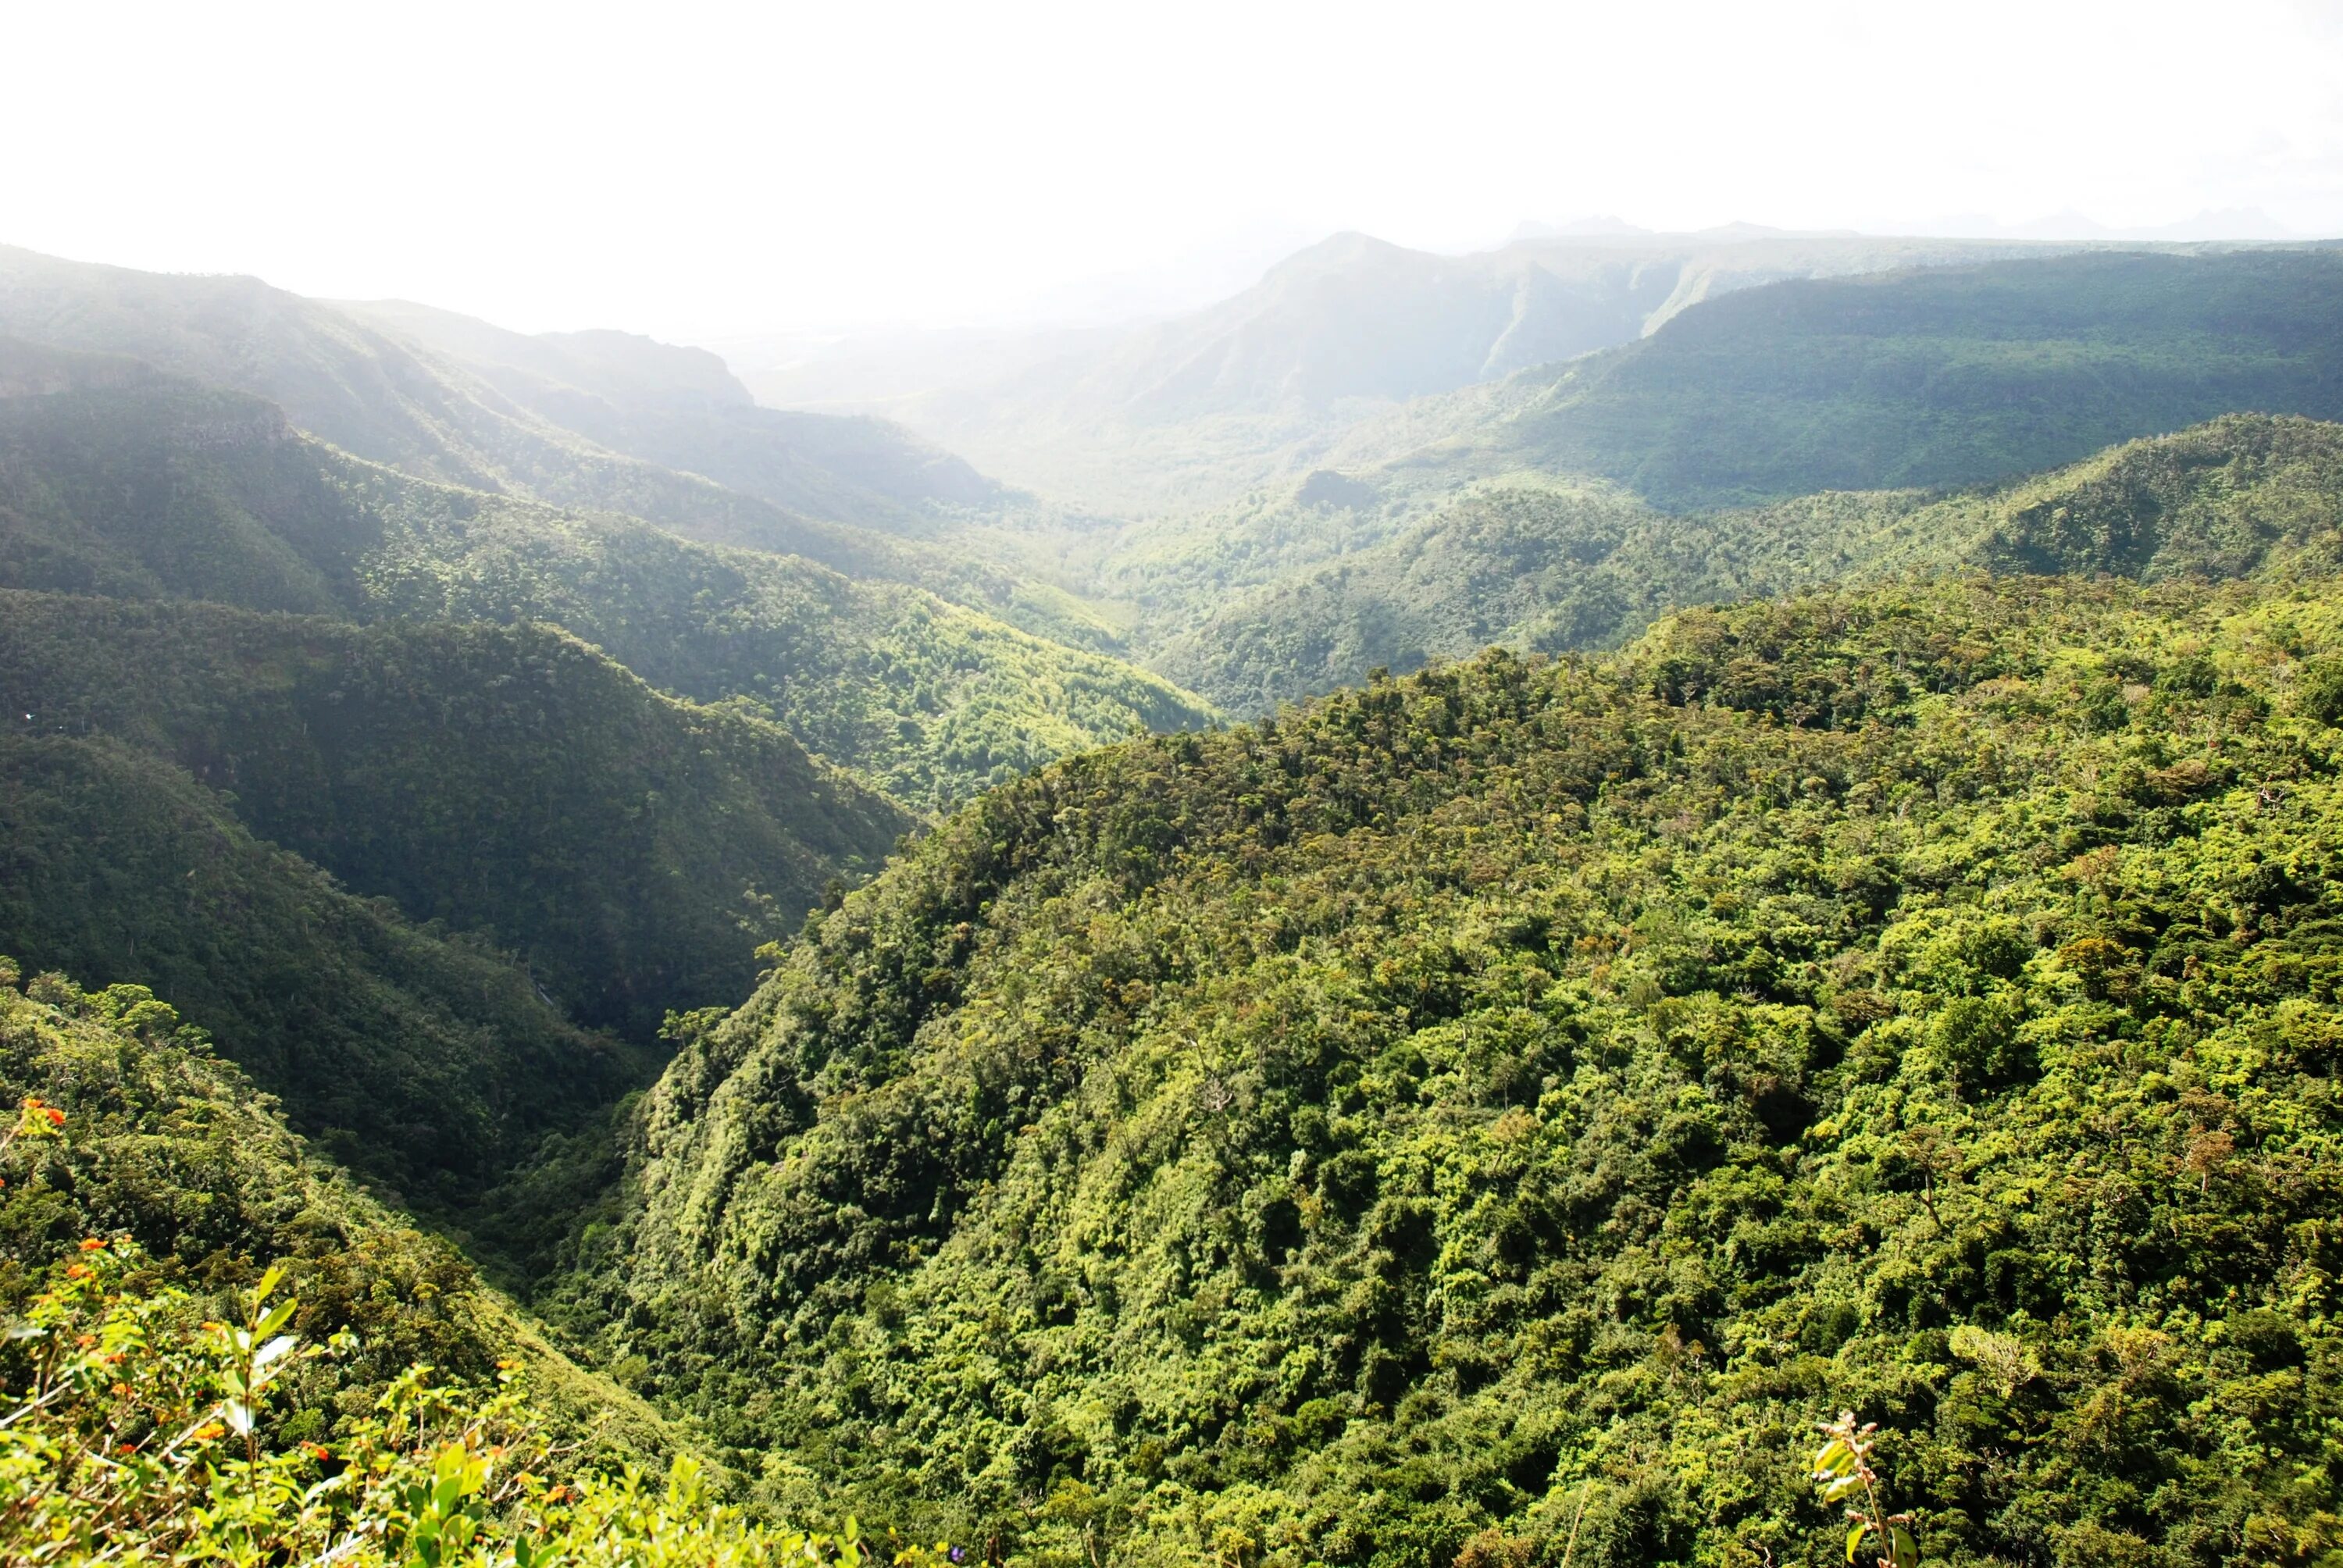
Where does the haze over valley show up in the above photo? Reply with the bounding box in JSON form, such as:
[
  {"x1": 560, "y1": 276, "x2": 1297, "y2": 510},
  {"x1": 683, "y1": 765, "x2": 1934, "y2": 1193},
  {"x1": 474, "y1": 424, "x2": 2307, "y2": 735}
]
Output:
[{"x1": 6, "y1": 4, "x2": 2343, "y2": 1563}]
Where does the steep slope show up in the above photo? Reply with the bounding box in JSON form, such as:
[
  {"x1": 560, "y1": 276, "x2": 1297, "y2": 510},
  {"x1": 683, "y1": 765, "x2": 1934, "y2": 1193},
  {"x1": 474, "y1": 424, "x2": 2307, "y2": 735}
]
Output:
[
  {"x1": 735, "y1": 232, "x2": 2088, "y2": 511},
  {"x1": 0, "y1": 593, "x2": 913, "y2": 1038},
  {"x1": 0, "y1": 340, "x2": 1214, "y2": 807},
  {"x1": 0, "y1": 733, "x2": 652, "y2": 1206},
  {"x1": 0, "y1": 963, "x2": 682, "y2": 1462},
  {"x1": 336, "y1": 298, "x2": 1003, "y2": 527},
  {"x1": 581, "y1": 573, "x2": 2343, "y2": 1565},
  {"x1": 1154, "y1": 414, "x2": 2343, "y2": 710},
  {"x1": 0, "y1": 246, "x2": 1106, "y2": 646},
  {"x1": 1357, "y1": 248, "x2": 2343, "y2": 510},
  {"x1": 0, "y1": 244, "x2": 982, "y2": 526}
]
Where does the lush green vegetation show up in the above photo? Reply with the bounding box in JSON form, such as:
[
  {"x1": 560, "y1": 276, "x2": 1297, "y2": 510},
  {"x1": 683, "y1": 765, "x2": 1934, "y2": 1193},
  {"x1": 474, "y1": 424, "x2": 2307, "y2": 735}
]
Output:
[
  {"x1": 1147, "y1": 414, "x2": 2343, "y2": 711},
  {"x1": 1352, "y1": 250, "x2": 2343, "y2": 511},
  {"x1": 1058, "y1": 250, "x2": 2343, "y2": 705},
  {"x1": 0, "y1": 961, "x2": 672, "y2": 1454},
  {"x1": 0, "y1": 591, "x2": 911, "y2": 1039},
  {"x1": 576, "y1": 570, "x2": 2343, "y2": 1565},
  {"x1": 0, "y1": 964, "x2": 942, "y2": 1562},
  {"x1": 16, "y1": 235, "x2": 2343, "y2": 1566},
  {"x1": 0, "y1": 733, "x2": 658, "y2": 1213},
  {"x1": 0, "y1": 247, "x2": 1125, "y2": 654},
  {"x1": 0, "y1": 342, "x2": 1215, "y2": 807}
]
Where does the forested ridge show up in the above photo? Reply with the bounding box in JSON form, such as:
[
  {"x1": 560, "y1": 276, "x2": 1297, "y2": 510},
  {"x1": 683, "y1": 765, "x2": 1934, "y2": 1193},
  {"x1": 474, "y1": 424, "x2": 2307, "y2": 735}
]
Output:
[
  {"x1": 0, "y1": 730, "x2": 655, "y2": 1213},
  {"x1": 1340, "y1": 249, "x2": 2343, "y2": 511},
  {"x1": 0, "y1": 591, "x2": 910, "y2": 1039},
  {"x1": 1153, "y1": 414, "x2": 2343, "y2": 711},
  {"x1": 571, "y1": 570, "x2": 2343, "y2": 1566},
  {"x1": 0, "y1": 337, "x2": 1214, "y2": 807},
  {"x1": 1094, "y1": 249, "x2": 2343, "y2": 711}
]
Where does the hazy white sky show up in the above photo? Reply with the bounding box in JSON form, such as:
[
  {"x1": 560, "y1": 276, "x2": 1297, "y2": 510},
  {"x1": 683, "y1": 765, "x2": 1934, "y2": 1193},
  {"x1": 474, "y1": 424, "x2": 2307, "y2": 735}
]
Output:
[{"x1": 6, "y1": 0, "x2": 2341, "y2": 337}]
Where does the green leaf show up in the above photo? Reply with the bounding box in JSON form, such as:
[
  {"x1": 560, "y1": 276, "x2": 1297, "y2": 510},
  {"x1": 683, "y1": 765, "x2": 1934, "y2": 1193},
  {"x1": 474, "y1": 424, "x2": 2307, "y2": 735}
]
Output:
[
  {"x1": 252, "y1": 1333, "x2": 298, "y2": 1380},
  {"x1": 1847, "y1": 1522, "x2": 1867, "y2": 1563},
  {"x1": 251, "y1": 1265, "x2": 284, "y2": 1306},
  {"x1": 1889, "y1": 1525, "x2": 1920, "y2": 1568}
]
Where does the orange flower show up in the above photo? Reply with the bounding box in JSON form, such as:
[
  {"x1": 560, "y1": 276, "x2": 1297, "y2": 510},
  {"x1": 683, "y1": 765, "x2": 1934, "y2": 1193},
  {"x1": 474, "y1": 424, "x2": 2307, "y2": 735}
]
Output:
[
  {"x1": 111, "y1": 1383, "x2": 130, "y2": 1397},
  {"x1": 79, "y1": 1238, "x2": 106, "y2": 1253},
  {"x1": 65, "y1": 1264, "x2": 91, "y2": 1280},
  {"x1": 118, "y1": 1443, "x2": 137, "y2": 1456},
  {"x1": 304, "y1": 1442, "x2": 333, "y2": 1461},
  {"x1": 75, "y1": 1334, "x2": 96, "y2": 1349},
  {"x1": 191, "y1": 1422, "x2": 226, "y2": 1442},
  {"x1": 42, "y1": 1107, "x2": 64, "y2": 1127}
]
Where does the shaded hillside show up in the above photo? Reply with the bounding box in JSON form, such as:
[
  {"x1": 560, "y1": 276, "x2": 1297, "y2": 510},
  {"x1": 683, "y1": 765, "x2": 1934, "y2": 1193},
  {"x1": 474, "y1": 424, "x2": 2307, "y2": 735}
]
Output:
[
  {"x1": 0, "y1": 340, "x2": 1214, "y2": 806},
  {"x1": 338, "y1": 298, "x2": 1003, "y2": 527},
  {"x1": 1363, "y1": 248, "x2": 2343, "y2": 510},
  {"x1": 1153, "y1": 415, "x2": 2343, "y2": 710},
  {"x1": 577, "y1": 572, "x2": 2343, "y2": 1565},
  {"x1": 0, "y1": 248, "x2": 1108, "y2": 647},
  {"x1": 0, "y1": 593, "x2": 912, "y2": 1037},
  {"x1": 0, "y1": 735, "x2": 654, "y2": 1205}
]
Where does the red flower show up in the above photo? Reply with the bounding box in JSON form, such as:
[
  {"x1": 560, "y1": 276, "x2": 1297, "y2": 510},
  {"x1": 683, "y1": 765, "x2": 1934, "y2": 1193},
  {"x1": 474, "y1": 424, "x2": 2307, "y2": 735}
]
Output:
[
  {"x1": 43, "y1": 1107, "x2": 64, "y2": 1127},
  {"x1": 304, "y1": 1442, "x2": 333, "y2": 1461}
]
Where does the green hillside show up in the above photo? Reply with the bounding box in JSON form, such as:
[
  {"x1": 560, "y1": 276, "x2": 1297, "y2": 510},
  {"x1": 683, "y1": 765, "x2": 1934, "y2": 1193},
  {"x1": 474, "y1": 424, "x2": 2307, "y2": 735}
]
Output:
[
  {"x1": 0, "y1": 960, "x2": 680, "y2": 1461},
  {"x1": 0, "y1": 245, "x2": 980, "y2": 532},
  {"x1": 577, "y1": 570, "x2": 2343, "y2": 1565},
  {"x1": 1079, "y1": 251, "x2": 2343, "y2": 705},
  {"x1": 0, "y1": 340, "x2": 1215, "y2": 807},
  {"x1": 0, "y1": 732, "x2": 655, "y2": 1210},
  {"x1": 0, "y1": 248, "x2": 1118, "y2": 650},
  {"x1": 335, "y1": 298, "x2": 1004, "y2": 527},
  {"x1": 801, "y1": 232, "x2": 2098, "y2": 515},
  {"x1": 1152, "y1": 414, "x2": 2343, "y2": 711},
  {"x1": 0, "y1": 593, "x2": 912, "y2": 1039},
  {"x1": 1364, "y1": 249, "x2": 2343, "y2": 511}
]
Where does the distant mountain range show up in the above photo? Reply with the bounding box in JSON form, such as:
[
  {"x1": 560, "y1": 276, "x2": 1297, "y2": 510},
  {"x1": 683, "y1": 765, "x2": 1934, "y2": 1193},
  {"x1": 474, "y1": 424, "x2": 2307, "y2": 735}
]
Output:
[
  {"x1": 1507, "y1": 207, "x2": 2306, "y2": 244},
  {"x1": 718, "y1": 230, "x2": 2298, "y2": 513},
  {"x1": 0, "y1": 244, "x2": 1122, "y2": 649}
]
